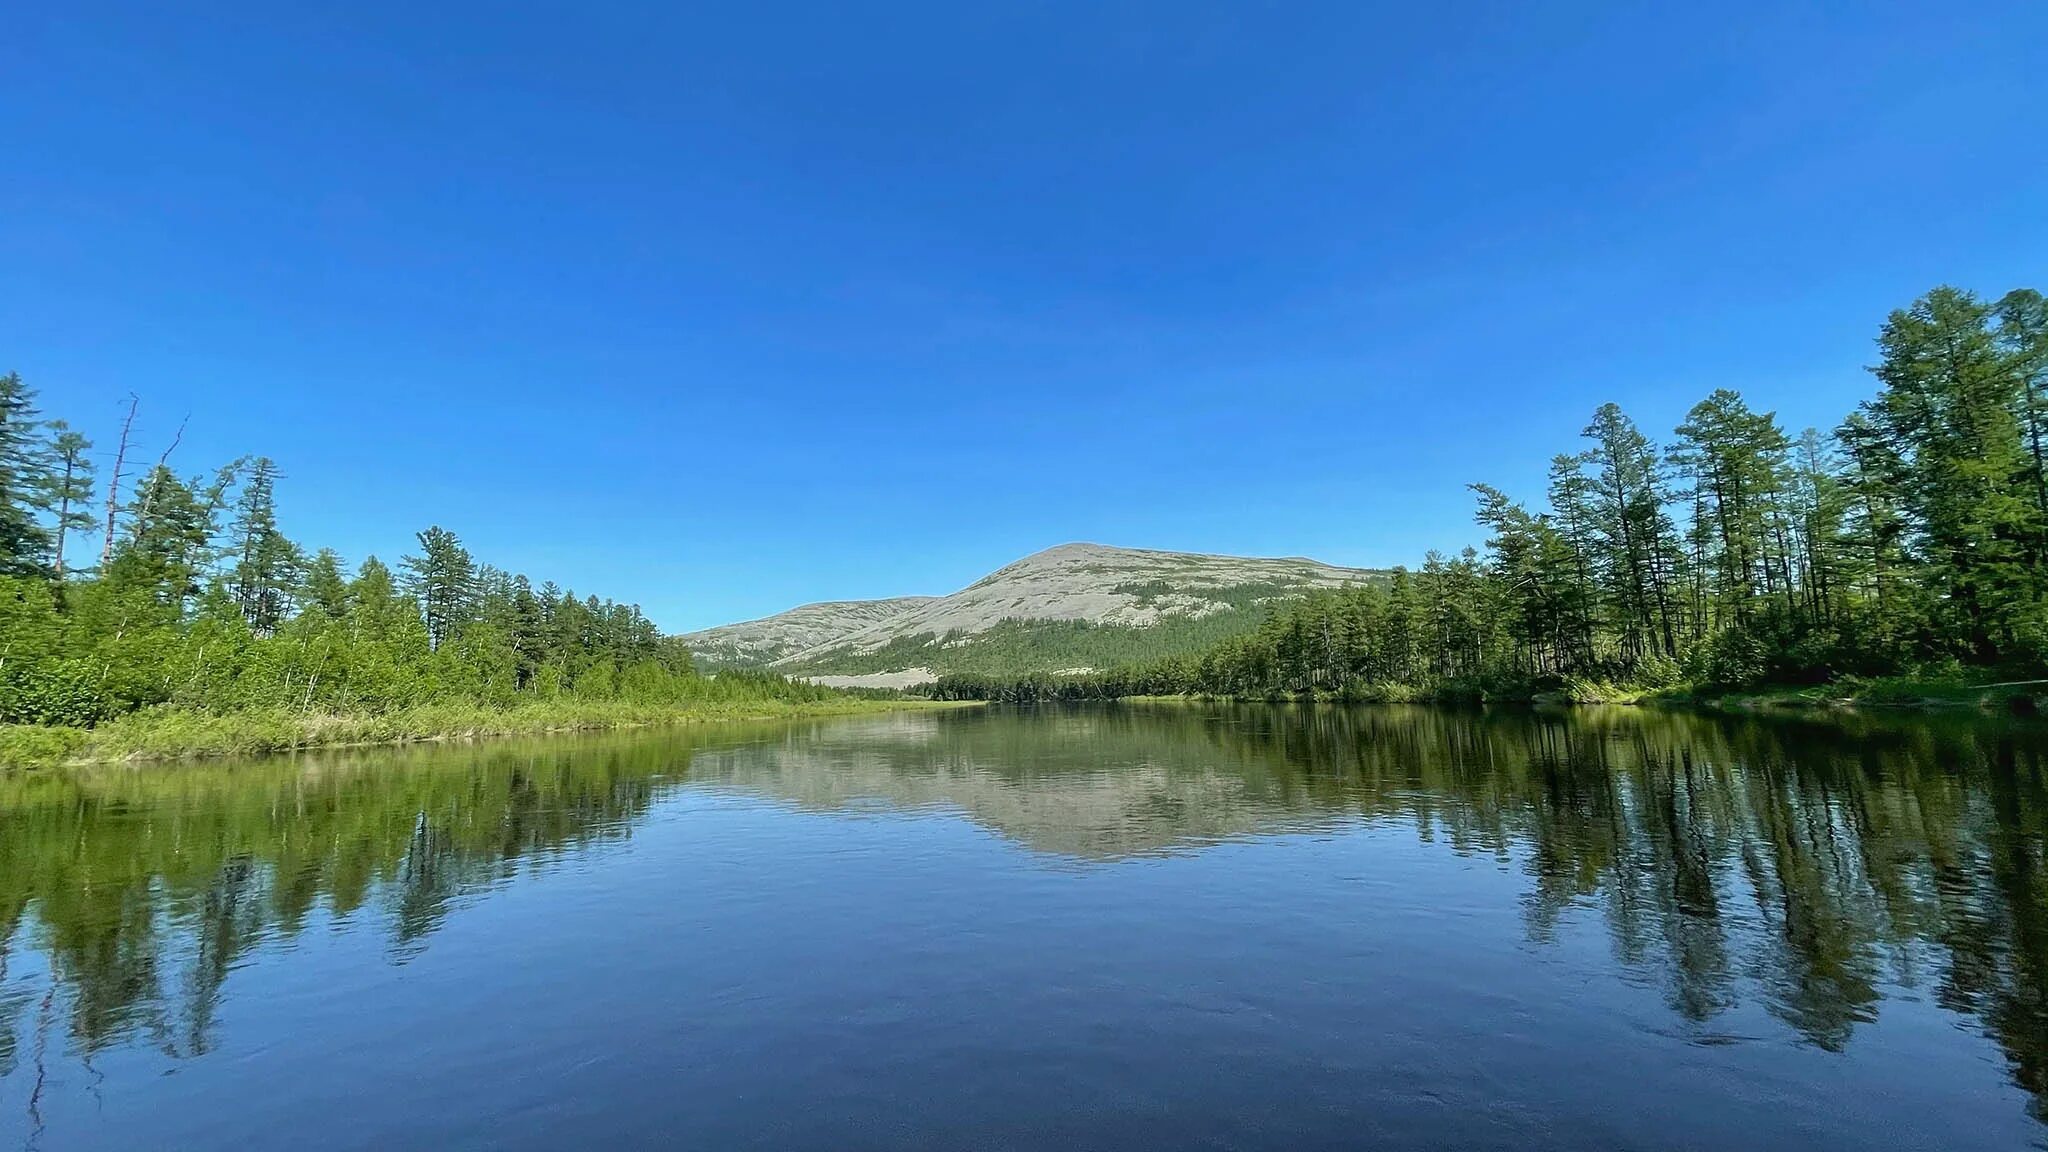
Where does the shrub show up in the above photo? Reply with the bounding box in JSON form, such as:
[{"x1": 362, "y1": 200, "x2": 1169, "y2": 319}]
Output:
[{"x1": 1, "y1": 658, "x2": 110, "y2": 727}]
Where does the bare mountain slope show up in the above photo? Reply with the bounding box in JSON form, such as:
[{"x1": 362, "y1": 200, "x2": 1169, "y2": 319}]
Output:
[
  {"x1": 784, "y1": 543, "x2": 1378, "y2": 664},
  {"x1": 680, "y1": 596, "x2": 938, "y2": 667},
  {"x1": 683, "y1": 543, "x2": 1386, "y2": 681}
]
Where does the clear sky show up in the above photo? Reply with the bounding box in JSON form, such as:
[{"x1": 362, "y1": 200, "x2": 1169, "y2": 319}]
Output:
[{"x1": 6, "y1": 2, "x2": 2045, "y2": 631}]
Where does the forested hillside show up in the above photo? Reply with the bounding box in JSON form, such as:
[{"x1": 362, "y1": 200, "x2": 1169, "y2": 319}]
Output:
[
  {"x1": 0, "y1": 377, "x2": 832, "y2": 744},
  {"x1": 935, "y1": 286, "x2": 2048, "y2": 702},
  {"x1": 785, "y1": 612, "x2": 1299, "y2": 679}
]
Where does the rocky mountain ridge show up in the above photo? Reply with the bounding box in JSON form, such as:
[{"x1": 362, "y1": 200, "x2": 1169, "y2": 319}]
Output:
[{"x1": 682, "y1": 542, "x2": 1387, "y2": 682}]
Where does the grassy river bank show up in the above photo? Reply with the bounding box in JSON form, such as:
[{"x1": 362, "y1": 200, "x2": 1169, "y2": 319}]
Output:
[{"x1": 0, "y1": 696, "x2": 973, "y2": 769}]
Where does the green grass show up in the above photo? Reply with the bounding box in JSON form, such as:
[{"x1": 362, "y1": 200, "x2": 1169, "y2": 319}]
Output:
[{"x1": 0, "y1": 696, "x2": 971, "y2": 769}]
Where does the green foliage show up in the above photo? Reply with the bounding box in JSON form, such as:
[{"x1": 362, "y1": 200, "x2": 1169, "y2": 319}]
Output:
[
  {"x1": 401, "y1": 525, "x2": 476, "y2": 651},
  {"x1": 1, "y1": 657, "x2": 109, "y2": 726},
  {"x1": 0, "y1": 378, "x2": 856, "y2": 759},
  {"x1": 41, "y1": 420, "x2": 96, "y2": 578},
  {"x1": 932, "y1": 284, "x2": 2048, "y2": 704},
  {"x1": 788, "y1": 598, "x2": 1309, "y2": 679},
  {"x1": 11, "y1": 282, "x2": 2048, "y2": 731},
  {"x1": 228, "y1": 457, "x2": 300, "y2": 634},
  {"x1": 0, "y1": 722, "x2": 88, "y2": 768},
  {"x1": 0, "y1": 371, "x2": 52, "y2": 575}
]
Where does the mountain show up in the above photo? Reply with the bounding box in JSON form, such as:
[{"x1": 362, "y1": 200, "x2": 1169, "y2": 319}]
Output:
[
  {"x1": 678, "y1": 596, "x2": 939, "y2": 667},
  {"x1": 682, "y1": 543, "x2": 1387, "y2": 685}
]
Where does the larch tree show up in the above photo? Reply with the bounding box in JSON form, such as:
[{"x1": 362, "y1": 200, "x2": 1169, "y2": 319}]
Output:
[
  {"x1": 110, "y1": 466, "x2": 217, "y2": 615},
  {"x1": 401, "y1": 526, "x2": 477, "y2": 651},
  {"x1": 229, "y1": 458, "x2": 301, "y2": 635},
  {"x1": 0, "y1": 372, "x2": 52, "y2": 576},
  {"x1": 1995, "y1": 289, "x2": 2048, "y2": 556},
  {"x1": 1866, "y1": 287, "x2": 2040, "y2": 661},
  {"x1": 301, "y1": 548, "x2": 351, "y2": 620},
  {"x1": 1579, "y1": 403, "x2": 1680, "y2": 664},
  {"x1": 40, "y1": 421, "x2": 98, "y2": 580}
]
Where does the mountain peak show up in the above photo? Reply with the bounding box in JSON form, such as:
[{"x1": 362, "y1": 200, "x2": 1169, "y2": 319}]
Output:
[{"x1": 682, "y1": 543, "x2": 1389, "y2": 682}]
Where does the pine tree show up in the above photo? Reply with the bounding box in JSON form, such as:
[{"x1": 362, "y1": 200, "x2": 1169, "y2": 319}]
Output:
[
  {"x1": 508, "y1": 575, "x2": 545, "y2": 689},
  {"x1": 1789, "y1": 428, "x2": 1849, "y2": 632},
  {"x1": 1472, "y1": 483, "x2": 1583, "y2": 674},
  {"x1": 1545, "y1": 454, "x2": 1604, "y2": 667}
]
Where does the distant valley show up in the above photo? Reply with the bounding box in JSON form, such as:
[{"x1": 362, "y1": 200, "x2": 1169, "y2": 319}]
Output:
[{"x1": 681, "y1": 543, "x2": 1389, "y2": 685}]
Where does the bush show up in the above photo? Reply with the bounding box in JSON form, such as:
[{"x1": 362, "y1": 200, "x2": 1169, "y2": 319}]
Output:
[
  {"x1": 0, "y1": 723, "x2": 89, "y2": 768},
  {"x1": 1693, "y1": 628, "x2": 1772, "y2": 689},
  {"x1": 1, "y1": 658, "x2": 110, "y2": 727}
]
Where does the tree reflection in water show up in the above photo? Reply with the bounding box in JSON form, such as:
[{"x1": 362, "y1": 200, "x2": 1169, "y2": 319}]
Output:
[{"x1": 0, "y1": 705, "x2": 2043, "y2": 1119}]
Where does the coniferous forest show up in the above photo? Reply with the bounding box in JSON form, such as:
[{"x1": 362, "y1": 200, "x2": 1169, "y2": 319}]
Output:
[
  {"x1": 933, "y1": 285, "x2": 2048, "y2": 703},
  {"x1": 8, "y1": 283, "x2": 2048, "y2": 745},
  {"x1": 0, "y1": 380, "x2": 840, "y2": 760}
]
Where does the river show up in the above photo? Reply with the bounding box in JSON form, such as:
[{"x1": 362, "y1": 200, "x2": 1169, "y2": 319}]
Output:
[{"x1": 2, "y1": 703, "x2": 2043, "y2": 1149}]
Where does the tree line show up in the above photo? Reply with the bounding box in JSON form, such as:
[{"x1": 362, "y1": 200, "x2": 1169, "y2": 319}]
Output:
[
  {"x1": 934, "y1": 285, "x2": 2048, "y2": 702},
  {"x1": 0, "y1": 377, "x2": 827, "y2": 727}
]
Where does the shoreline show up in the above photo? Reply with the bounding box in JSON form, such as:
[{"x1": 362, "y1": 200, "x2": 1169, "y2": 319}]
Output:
[
  {"x1": 1105, "y1": 679, "x2": 2047, "y2": 715},
  {"x1": 1, "y1": 698, "x2": 979, "y2": 770},
  {"x1": 15, "y1": 677, "x2": 2037, "y2": 771}
]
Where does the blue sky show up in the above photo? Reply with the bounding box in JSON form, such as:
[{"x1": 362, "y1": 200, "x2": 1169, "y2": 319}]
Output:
[{"x1": 6, "y1": 2, "x2": 2045, "y2": 631}]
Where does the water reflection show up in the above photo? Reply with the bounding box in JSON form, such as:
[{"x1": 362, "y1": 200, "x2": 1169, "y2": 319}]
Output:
[
  {"x1": 1, "y1": 704, "x2": 2046, "y2": 1128},
  {"x1": 0, "y1": 728, "x2": 682, "y2": 1073}
]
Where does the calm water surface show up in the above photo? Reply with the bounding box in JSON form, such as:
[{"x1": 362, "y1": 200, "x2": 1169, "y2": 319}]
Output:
[{"x1": 3, "y1": 704, "x2": 2046, "y2": 1150}]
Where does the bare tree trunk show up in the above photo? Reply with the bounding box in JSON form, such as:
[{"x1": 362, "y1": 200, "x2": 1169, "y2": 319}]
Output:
[
  {"x1": 125, "y1": 416, "x2": 191, "y2": 560},
  {"x1": 101, "y1": 394, "x2": 139, "y2": 567},
  {"x1": 53, "y1": 455, "x2": 77, "y2": 579}
]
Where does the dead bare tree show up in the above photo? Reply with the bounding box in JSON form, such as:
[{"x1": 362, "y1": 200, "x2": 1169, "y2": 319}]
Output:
[{"x1": 99, "y1": 394, "x2": 139, "y2": 568}]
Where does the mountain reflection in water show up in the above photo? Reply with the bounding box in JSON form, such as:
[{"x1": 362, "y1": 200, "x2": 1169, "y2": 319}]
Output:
[{"x1": 1, "y1": 704, "x2": 2044, "y2": 1149}]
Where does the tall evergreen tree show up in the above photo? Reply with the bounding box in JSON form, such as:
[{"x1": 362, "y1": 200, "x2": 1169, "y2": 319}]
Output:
[
  {"x1": 401, "y1": 526, "x2": 477, "y2": 650},
  {"x1": 1864, "y1": 287, "x2": 2040, "y2": 661},
  {"x1": 109, "y1": 465, "x2": 216, "y2": 614},
  {"x1": 0, "y1": 372, "x2": 52, "y2": 576},
  {"x1": 348, "y1": 555, "x2": 415, "y2": 641},
  {"x1": 1578, "y1": 404, "x2": 1680, "y2": 664},
  {"x1": 301, "y1": 548, "x2": 351, "y2": 620},
  {"x1": 40, "y1": 421, "x2": 97, "y2": 580},
  {"x1": 1996, "y1": 288, "x2": 2048, "y2": 555},
  {"x1": 1670, "y1": 389, "x2": 1793, "y2": 630},
  {"x1": 228, "y1": 458, "x2": 300, "y2": 635}
]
